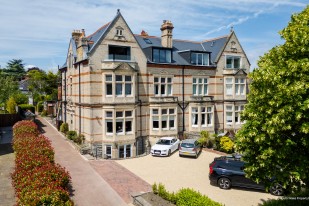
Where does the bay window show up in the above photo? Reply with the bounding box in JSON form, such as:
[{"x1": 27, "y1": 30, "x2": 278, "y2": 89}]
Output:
[
  {"x1": 105, "y1": 110, "x2": 133, "y2": 135},
  {"x1": 235, "y1": 78, "x2": 245, "y2": 95},
  {"x1": 191, "y1": 106, "x2": 213, "y2": 128},
  {"x1": 225, "y1": 78, "x2": 233, "y2": 96},
  {"x1": 225, "y1": 105, "x2": 245, "y2": 125},
  {"x1": 151, "y1": 108, "x2": 176, "y2": 131}
]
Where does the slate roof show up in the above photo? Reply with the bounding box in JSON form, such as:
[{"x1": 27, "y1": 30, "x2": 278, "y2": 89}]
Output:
[
  {"x1": 134, "y1": 34, "x2": 229, "y2": 65},
  {"x1": 62, "y1": 11, "x2": 230, "y2": 68},
  {"x1": 19, "y1": 79, "x2": 29, "y2": 91}
]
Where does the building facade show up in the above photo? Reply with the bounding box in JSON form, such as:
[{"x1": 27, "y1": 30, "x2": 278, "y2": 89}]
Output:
[{"x1": 59, "y1": 10, "x2": 250, "y2": 159}]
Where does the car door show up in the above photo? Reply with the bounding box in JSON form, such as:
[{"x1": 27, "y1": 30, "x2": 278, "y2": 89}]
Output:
[{"x1": 171, "y1": 139, "x2": 177, "y2": 152}]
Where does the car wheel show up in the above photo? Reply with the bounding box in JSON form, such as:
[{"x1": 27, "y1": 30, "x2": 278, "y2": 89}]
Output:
[
  {"x1": 218, "y1": 177, "x2": 231, "y2": 189},
  {"x1": 270, "y1": 183, "x2": 284, "y2": 196},
  {"x1": 168, "y1": 149, "x2": 171, "y2": 156}
]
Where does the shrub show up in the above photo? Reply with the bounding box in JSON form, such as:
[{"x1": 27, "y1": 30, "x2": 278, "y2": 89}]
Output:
[
  {"x1": 37, "y1": 101, "x2": 44, "y2": 113},
  {"x1": 153, "y1": 183, "x2": 222, "y2": 206},
  {"x1": 6, "y1": 96, "x2": 17, "y2": 114},
  {"x1": 176, "y1": 188, "x2": 222, "y2": 206},
  {"x1": 152, "y1": 183, "x2": 158, "y2": 194},
  {"x1": 67, "y1": 131, "x2": 77, "y2": 141},
  {"x1": 220, "y1": 136, "x2": 234, "y2": 153},
  {"x1": 41, "y1": 109, "x2": 48, "y2": 116},
  {"x1": 60, "y1": 123, "x2": 69, "y2": 134},
  {"x1": 198, "y1": 131, "x2": 211, "y2": 148},
  {"x1": 19, "y1": 104, "x2": 35, "y2": 113},
  {"x1": 74, "y1": 134, "x2": 85, "y2": 145}
]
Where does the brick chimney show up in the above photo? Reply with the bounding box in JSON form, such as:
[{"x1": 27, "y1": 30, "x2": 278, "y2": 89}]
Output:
[{"x1": 160, "y1": 20, "x2": 174, "y2": 48}]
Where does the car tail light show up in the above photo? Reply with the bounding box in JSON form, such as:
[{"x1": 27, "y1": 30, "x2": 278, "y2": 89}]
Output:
[{"x1": 209, "y1": 162, "x2": 216, "y2": 174}]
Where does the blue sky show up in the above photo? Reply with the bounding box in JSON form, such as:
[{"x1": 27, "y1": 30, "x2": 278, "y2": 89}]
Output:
[{"x1": 0, "y1": 0, "x2": 307, "y2": 72}]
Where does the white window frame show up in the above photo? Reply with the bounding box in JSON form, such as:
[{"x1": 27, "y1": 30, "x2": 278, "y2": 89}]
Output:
[
  {"x1": 235, "y1": 78, "x2": 245, "y2": 95},
  {"x1": 226, "y1": 55, "x2": 241, "y2": 69},
  {"x1": 235, "y1": 105, "x2": 244, "y2": 124},
  {"x1": 151, "y1": 107, "x2": 176, "y2": 131},
  {"x1": 225, "y1": 105, "x2": 245, "y2": 125},
  {"x1": 225, "y1": 78, "x2": 233, "y2": 96},
  {"x1": 226, "y1": 105, "x2": 233, "y2": 125},
  {"x1": 105, "y1": 110, "x2": 133, "y2": 135},
  {"x1": 154, "y1": 76, "x2": 173, "y2": 96},
  {"x1": 105, "y1": 74, "x2": 133, "y2": 97},
  {"x1": 191, "y1": 106, "x2": 213, "y2": 128},
  {"x1": 193, "y1": 77, "x2": 208, "y2": 96}
]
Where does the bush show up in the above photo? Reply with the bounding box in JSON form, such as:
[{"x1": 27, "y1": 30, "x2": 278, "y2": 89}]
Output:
[
  {"x1": 11, "y1": 120, "x2": 73, "y2": 206},
  {"x1": 67, "y1": 131, "x2": 77, "y2": 141},
  {"x1": 41, "y1": 109, "x2": 48, "y2": 116},
  {"x1": 60, "y1": 123, "x2": 69, "y2": 134},
  {"x1": 176, "y1": 188, "x2": 222, "y2": 206},
  {"x1": 74, "y1": 134, "x2": 85, "y2": 145},
  {"x1": 19, "y1": 104, "x2": 35, "y2": 113},
  {"x1": 37, "y1": 101, "x2": 44, "y2": 113},
  {"x1": 153, "y1": 183, "x2": 222, "y2": 206},
  {"x1": 6, "y1": 96, "x2": 17, "y2": 114},
  {"x1": 220, "y1": 136, "x2": 234, "y2": 153}
]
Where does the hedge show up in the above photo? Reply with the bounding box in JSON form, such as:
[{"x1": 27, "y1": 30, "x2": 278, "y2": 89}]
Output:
[
  {"x1": 18, "y1": 104, "x2": 35, "y2": 113},
  {"x1": 12, "y1": 120, "x2": 73, "y2": 206}
]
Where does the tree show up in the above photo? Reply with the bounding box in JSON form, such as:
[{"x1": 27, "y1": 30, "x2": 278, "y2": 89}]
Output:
[
  {"x1": 0, "y1": 76, "x2": 19, "y2": 106},
  {"x1": 27, "y1": 70, "x2": 58, "y2": 103},
  {"x1": 235, "y1": 6, "x2": 309, "y2": 192},
  {"x1": 6, "y1": 97, "x2": 17, "y2": 114},
  {"x1": 4, "y1": 59, "x2": 26, "y2": 80}
]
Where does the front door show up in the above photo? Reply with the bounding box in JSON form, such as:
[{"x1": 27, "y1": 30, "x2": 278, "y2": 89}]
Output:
[{"x1": 119, "y1": 144, "x2": 131, "y2": 158}]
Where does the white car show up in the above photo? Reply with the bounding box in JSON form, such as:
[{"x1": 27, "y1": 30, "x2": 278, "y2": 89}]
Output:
[{"x1": 151, "y1": 137, "x2": 180, "y2": 156}]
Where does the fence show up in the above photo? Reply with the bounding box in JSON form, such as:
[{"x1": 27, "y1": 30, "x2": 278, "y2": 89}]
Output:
[{"x1": 0, "y1": 114, "x2": 22, "y2": 127}]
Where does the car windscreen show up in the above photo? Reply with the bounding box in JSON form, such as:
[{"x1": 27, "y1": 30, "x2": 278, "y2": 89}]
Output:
[
  {"x1": 181, "y1": 143, "x2": 194, "y2": 148},
  {"x1": 157, "y1": 139, "x2": 171, "y2": 145}
]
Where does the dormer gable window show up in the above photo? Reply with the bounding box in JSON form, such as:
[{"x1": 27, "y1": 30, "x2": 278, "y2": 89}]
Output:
[{"x1": 116, "y1": 26, "x2": 124, "y2": 36}]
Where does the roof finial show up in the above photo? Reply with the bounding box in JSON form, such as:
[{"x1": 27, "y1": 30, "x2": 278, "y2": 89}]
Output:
[
  {"x1": 230, "y1": 25, "x2": 234, "y2": 33},
  {"x1": 117, "y1": 9, "x2": 120, "y2": 14}
]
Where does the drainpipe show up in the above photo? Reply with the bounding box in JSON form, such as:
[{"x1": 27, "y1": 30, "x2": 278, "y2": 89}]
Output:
[
  {"x1": 64, "y1": 69, "x2": 67, "y2": 123},
  {"x1": 182, "y1": 66, "x2": 185, "y2": 133},
  {"x1": 78, "y1": 63, "x2": 81, "y2": 135},
  {"x1": 137, "y1": 72, "x2": 142, "y2": 155}
]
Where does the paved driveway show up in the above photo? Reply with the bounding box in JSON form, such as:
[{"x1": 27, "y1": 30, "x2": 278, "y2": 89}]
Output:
[{"x1": 116, "y1": 151, "x2": 277, "y2": 206}]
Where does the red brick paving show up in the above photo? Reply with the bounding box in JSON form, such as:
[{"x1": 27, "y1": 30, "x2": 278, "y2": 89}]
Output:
[{"x1": 90, "y1": 160, "x2": 152, "y2": 204}]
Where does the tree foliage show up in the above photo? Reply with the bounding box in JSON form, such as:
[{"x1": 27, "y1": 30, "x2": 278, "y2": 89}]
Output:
[
  {"x1": 0, "y1": 76, "x2": 19, "y2": 106},
  {"x1": 235, "y1": 6, "x2": 309, "y2": 191},
  {"x1": 2, "y1": 59, "x2": 26, "y2": 80},
  {"x1": 27, "y1": 70, "x2": 58, "y2": 102},
  {"x1": 6, "y1": 97, "x2": 17, "y2": 114}
]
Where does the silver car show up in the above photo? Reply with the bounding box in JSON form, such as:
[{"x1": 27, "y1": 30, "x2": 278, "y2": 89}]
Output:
[{"x1": 179, "y1": 139, "x2": 202, "y2": 158}]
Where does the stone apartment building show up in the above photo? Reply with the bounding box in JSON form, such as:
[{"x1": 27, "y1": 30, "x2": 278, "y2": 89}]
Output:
[{"x1": 58, "y1": 10, "x2": 250, "y2": 159}]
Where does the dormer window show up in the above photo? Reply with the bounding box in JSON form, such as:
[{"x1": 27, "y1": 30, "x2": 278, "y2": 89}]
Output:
[
  {"x1": 116, "y1": 26, "x2": 124, "y2": 36},
  {"x1": 153, "y1": 48, "x2": 172, "y2": 63},
  {"x1": 191, "y1": 52, "x2": 209, "y2": 66}
]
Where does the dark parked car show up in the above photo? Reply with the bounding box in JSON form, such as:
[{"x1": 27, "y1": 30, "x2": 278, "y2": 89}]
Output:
[{"x1": 209, "y1": 154, "x2": 284, "y2": 196}]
